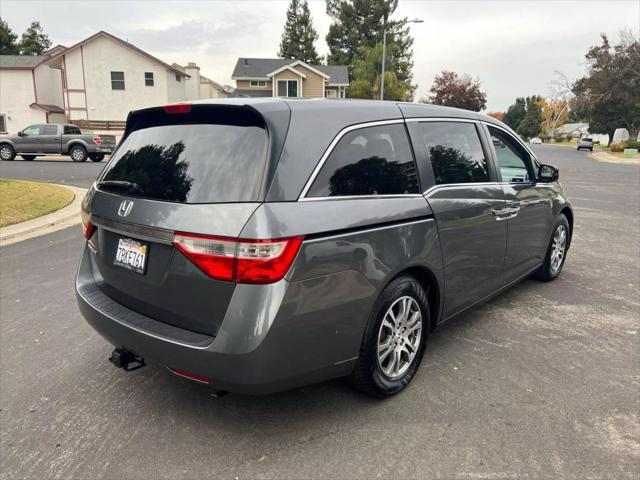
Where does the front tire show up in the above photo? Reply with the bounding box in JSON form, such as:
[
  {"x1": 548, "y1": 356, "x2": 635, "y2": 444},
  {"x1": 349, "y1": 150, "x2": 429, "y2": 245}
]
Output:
[
  {"x1": 533, "y1": 214, "x2": 570, "y2": 282},
  {"x1": 350, "y1": 275, "x2": 429, "y2": 398},
  {"x1": 0, "y1": 144, "x2": 16, "y2": 161},
  {"x1": 21, "y1": 155, "x2": 36, "y2": 161},
  {"x1": 70, "y1": 145, "x2": 87, "y2": 162},
  {"x1": 89, "y1": 153, "x2": 105, "y2": 162}
]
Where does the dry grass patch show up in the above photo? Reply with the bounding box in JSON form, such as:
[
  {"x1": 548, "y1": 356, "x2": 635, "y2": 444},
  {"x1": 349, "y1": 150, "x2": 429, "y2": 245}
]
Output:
[{"x1": 0, "y1": 178, "x2": 74, "y2": 227}]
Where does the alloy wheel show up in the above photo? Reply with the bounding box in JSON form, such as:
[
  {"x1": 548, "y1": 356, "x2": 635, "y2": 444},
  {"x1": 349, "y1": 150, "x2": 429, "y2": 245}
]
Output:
[
  {"x1": 376, "y1": 296, "x2": 422, "y2": 380},
  {"x1": 550, "y1": 225, "x2": 567, "y2": 273},
  {"x1": 0, "y1": 146, "x2": 12, "y2": 160}
]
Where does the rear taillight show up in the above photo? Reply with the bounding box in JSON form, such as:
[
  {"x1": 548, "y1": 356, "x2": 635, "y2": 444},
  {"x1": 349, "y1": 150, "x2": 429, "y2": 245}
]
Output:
[
  {"x1": 173, "y1": 233, "x2": 304, "y2": 284},
  {"x1": 92, "y1": 136, "x2": 102, "y2": 145},
  {"x1": 81, "y1": 208, "x2": 96, "y2": 240}
]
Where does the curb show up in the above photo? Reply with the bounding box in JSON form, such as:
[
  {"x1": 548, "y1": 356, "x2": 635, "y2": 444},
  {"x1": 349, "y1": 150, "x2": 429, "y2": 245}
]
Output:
[
  {"x1": 0, "y1": 184, "x2": 88, "y2": 247},
  {"x1": 588, "y1": 151, "x2": 640, "y2": 166}
]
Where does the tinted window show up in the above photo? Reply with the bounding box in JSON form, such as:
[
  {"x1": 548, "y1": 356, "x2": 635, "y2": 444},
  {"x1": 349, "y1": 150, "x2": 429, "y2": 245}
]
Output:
[
  {"x1": 100, "y1": 121, "x2": 268, "y2": 204},
  {"x1": 307, "y1": 124, "x2": 419, "y2": 197},
  {"x1": 413, "y1": 122, "x2": 488, "y2": 185},
  {"x1": 43, "y1": 125, "x2": 57, "y2": 135},
  {"x1": 64, "y1": 125, "x2": 81, "y2": 135},
  {"x1": 22, "y1": 125, "x2": 43, "y2": 135},
  {"x1": 111, "y1": 71, "x2": 125, "y2": 90},
  {"x1": 144, "y1": 72, "x2": 154, "y2": 86},
  {"x1": 489, "y1": 127, "x2": 531, "y2": 182}
]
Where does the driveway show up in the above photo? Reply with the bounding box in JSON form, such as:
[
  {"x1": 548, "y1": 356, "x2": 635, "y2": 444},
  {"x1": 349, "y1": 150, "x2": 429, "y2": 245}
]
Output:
[{"x1": 0, "y1": 145, "x2": 638, "y2": 479}]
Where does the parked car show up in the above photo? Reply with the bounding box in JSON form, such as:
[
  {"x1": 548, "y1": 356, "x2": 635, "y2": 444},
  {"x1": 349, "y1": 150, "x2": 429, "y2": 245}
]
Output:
[
  {"x1": 529, "y1": 137, "x2": 543, "y2": 144},
  {"x1": 577, "y1": 137, "x2": 594, "y2": 151},
  {"x1": 76, "y1": 100, "x2": 573, "y2": 398},
  {"x1": 0, "y1": 124, "x2": 116, "y2": 162}
]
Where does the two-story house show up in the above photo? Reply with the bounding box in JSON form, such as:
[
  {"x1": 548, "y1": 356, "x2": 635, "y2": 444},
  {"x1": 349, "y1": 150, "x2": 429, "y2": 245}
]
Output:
[
  {"x1": 231, "y1": 58, "x2": 349, "y2": 99},
  {"x1": 0, "y1": 31, "x2": 226, "y2": 134}
]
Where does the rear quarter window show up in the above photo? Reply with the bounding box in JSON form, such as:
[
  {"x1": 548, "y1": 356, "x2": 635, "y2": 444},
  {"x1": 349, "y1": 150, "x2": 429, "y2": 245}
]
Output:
[
  {"x1": 306, "y1": 123, "x2": 419, "y2": 197},
  {"x1": 99, "y1": 109, "x2": 268, "y2": 204}
]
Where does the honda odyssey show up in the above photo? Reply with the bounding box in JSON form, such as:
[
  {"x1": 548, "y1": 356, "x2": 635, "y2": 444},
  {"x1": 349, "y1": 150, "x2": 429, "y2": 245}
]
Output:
[{"x1": 76, "y1": 99, "x2": 573, "y2": 397}]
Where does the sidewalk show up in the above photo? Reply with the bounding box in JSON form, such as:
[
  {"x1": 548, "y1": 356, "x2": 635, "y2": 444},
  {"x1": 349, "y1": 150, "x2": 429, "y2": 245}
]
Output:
[
  {"x1": 0, "y1": 185, "x2": 87, "y2": 246},
  {"x1": 589, "y1": 150, "x2": 640, "y2": 166}
]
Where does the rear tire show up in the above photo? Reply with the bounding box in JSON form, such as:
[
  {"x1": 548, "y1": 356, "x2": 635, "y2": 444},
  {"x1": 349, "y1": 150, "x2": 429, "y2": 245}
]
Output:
[
  {"x1": 350, "y1": 275, "x2": 429, "y2": 398},
  {"x1": 0, "y1": 144, "x2": 15, "y2": 161},
  {"x1": 70, "y1": 145, "x2": 87, "y2": 162},
  {"x1": 89, "y1": 153, "x2": 105, "y2": 162},
  {"x1": 533, "y1": 214, "x2": 570, "y2": 282},
  {"x1": 21, "y1": 155, "x2": 36, "y2": 161}
]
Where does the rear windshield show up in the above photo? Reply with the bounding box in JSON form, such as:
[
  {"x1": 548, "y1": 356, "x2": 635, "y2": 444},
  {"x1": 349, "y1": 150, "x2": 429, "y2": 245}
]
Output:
[{"x1": 100, "y1": 113, "x2": 268, "y2": 204}]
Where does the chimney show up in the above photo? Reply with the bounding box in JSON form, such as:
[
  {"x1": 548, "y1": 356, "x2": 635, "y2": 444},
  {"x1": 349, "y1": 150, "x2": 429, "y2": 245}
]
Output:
[
  {"x1": 187, "y1": 62, "x2": 198, "y2": 68},
  {"x1": 244, "y1": 58, "x2": 249, "y2": 66}
]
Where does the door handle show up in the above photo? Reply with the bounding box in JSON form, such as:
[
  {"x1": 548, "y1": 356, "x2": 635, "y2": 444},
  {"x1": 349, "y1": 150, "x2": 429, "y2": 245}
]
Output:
[{"x1": 492, "y1": 206, "x2": 519, "y2": 221}]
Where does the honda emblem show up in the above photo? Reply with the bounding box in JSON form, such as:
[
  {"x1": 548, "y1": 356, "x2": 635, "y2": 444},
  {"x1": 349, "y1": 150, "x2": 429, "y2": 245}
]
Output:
[{"x1": 117, "y1": 200, "x2": 134, "y2": 217}]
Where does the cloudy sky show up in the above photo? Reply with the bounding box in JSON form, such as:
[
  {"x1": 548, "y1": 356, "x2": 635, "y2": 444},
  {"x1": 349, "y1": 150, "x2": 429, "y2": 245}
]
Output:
[{"x1": 3, "y1": 0, "x2": 638, "y2": 110}]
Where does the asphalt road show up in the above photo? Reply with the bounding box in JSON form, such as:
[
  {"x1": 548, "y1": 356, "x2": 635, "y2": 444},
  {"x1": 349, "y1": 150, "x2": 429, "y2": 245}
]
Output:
[
  {"x1": 1, "y1": 145, "x2": 638, "y2": 479},
  {"x1": 0, "y1": 157, "x2": 106, "y2": 187}
]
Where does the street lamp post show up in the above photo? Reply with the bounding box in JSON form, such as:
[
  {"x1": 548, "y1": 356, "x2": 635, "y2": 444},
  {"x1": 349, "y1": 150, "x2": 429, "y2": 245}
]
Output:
[{"x1": 380, "y1": 18, "x2": 423, "y2": 101}]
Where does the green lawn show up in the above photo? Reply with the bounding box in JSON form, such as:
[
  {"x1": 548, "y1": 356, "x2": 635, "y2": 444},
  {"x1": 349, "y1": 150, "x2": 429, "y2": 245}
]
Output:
[{"x1": 0, "y1": 178, "x2": 74, "y2": 227}]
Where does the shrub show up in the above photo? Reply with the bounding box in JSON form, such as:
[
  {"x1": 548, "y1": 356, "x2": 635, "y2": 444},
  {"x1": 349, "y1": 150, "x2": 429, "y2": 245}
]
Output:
[
  {"x1": 610, "y1": 142, "x2": 626, "y2": 152},
  {"x1": 626, "y1": 140, "x2": 639, "y2": 149}
]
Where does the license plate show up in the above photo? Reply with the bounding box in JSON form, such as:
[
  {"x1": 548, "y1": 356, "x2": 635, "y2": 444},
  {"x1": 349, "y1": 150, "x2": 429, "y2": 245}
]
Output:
[{"x1": 113, "y1": 237, "x2": 148, "y2": 274}]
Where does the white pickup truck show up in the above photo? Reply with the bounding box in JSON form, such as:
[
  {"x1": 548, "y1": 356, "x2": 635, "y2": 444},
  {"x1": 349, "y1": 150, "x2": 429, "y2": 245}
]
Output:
[{"x1": 0, "y1": 123, "x2": 116, "y2": 162}]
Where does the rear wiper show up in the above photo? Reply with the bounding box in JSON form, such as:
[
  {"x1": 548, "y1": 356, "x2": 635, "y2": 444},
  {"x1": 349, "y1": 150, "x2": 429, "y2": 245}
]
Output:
[{"x1": 97, "y1": 180, "x2": 141, "y2": 193}]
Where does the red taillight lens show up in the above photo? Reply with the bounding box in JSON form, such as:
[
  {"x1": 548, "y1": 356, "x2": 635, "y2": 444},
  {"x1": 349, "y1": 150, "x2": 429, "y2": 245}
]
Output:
[
  {"x1": 173, "y1": 233, "x2": 304, "y2": 284},
  {"x1": 163, "y1": 103, "x2": 192, "y2": 114},
  {"x1": 92, "y1": 136, "x2": 102, "y2": 145},
  {"x1": 81, "y1": 208, "x2": 96, "y2": 240}
]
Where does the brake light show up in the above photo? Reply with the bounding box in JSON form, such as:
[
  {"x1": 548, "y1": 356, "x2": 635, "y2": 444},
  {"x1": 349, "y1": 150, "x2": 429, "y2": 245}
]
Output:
[
  {"x1": 92, "y1": 136, "x2": 102, "y2": 145},
  {"x1": 81, "y1": 208, "x2": 96, "y2": 240},
  {"x1": 163, "y1": 103, "x2": 192, "y2": 114},
  {"x1": 173, "y1": 233, "x2": 304, "y2": 284}
]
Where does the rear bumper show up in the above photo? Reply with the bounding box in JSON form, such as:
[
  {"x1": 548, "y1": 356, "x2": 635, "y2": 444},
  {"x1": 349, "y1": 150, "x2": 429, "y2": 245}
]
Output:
[{"x1": 76, "y1": 247, "x2": 369, "y2": 394}]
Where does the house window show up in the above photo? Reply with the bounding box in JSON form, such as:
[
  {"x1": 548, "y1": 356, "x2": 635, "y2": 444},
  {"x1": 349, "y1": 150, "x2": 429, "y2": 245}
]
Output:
[
  {"x1": 0, "y1": 114, "x2": 6, "y2": 133},
  {"x1": 111, "y1": 71, "x2": 125, "y2": 90},
  {"x1": 277, "y1": 79, "x2": 298, "y2": 98},
  {"x1": 250, "y1": 80, "x2": 266, "y2": 87},
  {"x1": 145, "y1": 72, "x2": 154, "y2": 86},
  {"x1": 325, "y1": 89, "x2": 337, "y2": 99},
  {"x1": 175, "y1": 74, "x2": 181, "y2": 82}
]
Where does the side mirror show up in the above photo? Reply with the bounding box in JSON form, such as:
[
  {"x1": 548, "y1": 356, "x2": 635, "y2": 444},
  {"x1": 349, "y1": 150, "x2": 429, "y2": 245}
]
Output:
[
  {"x1": 538, "y1": 164, "x2": 559, "y2": 183},
  {"x1": 18, "y1": 131, "x2": 25, "y2": 137}
]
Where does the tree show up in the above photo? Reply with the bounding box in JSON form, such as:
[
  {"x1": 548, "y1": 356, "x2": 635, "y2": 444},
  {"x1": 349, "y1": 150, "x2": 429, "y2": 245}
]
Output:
[
  {"x1": 539, "y1": 97, "x2": 569, "y2": 138},
  {"x1": 517, "y1": 96, "x2": 544, "y2": 138},
  {"x1": 487, "y1": 112, "x2": 504, "y2": 121},
  {"x1": 326, "y1": 0, "x2": 415, "y2": 92},
  {"x1": 18, "y1": 21, "x2": 51, "y2": 55},
  {"x1": 0, "y1": 17, "x2": 19, "y2": 54},
  {"x1": 347, "y1": 43, "x2": 412, "y2": 100},
  {"x1": 571, "y1": 31, "x2": 640, "y2": 144},
  {"x1": 503, "y1": 97, "x2": 526, "y2": 130},
  {"x1": 278, "y1": 0, "x2": 321, "y2": 64},
  {"x1": 426, "y1": 70, "x2": 487, "y2": 111}
]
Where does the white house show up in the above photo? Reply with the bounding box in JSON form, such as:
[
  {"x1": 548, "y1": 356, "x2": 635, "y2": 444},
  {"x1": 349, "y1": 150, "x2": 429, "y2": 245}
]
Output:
[{"x1": 0, "y1": 31, "x2": 226, "y2": 134}]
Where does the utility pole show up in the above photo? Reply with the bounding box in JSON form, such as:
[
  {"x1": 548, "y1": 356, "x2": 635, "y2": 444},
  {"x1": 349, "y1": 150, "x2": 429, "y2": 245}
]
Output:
[{"x1": 380, "y1": 18, "x2": 423, "y2": 101}]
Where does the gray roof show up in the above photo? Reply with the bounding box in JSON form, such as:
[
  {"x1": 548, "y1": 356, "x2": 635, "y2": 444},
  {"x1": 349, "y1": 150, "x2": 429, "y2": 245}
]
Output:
[
  {"x1": 0, "y1": 55, "x2": 44, "y2": 69},
  {"x1": 232, "y1": 58, "x2": 349, "y2": 85}
]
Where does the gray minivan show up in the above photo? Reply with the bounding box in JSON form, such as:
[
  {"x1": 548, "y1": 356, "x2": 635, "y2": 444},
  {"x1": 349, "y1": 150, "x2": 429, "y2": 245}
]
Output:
[{"x1": 76, "y1": 99, "x2": 573, "y2": 397}]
